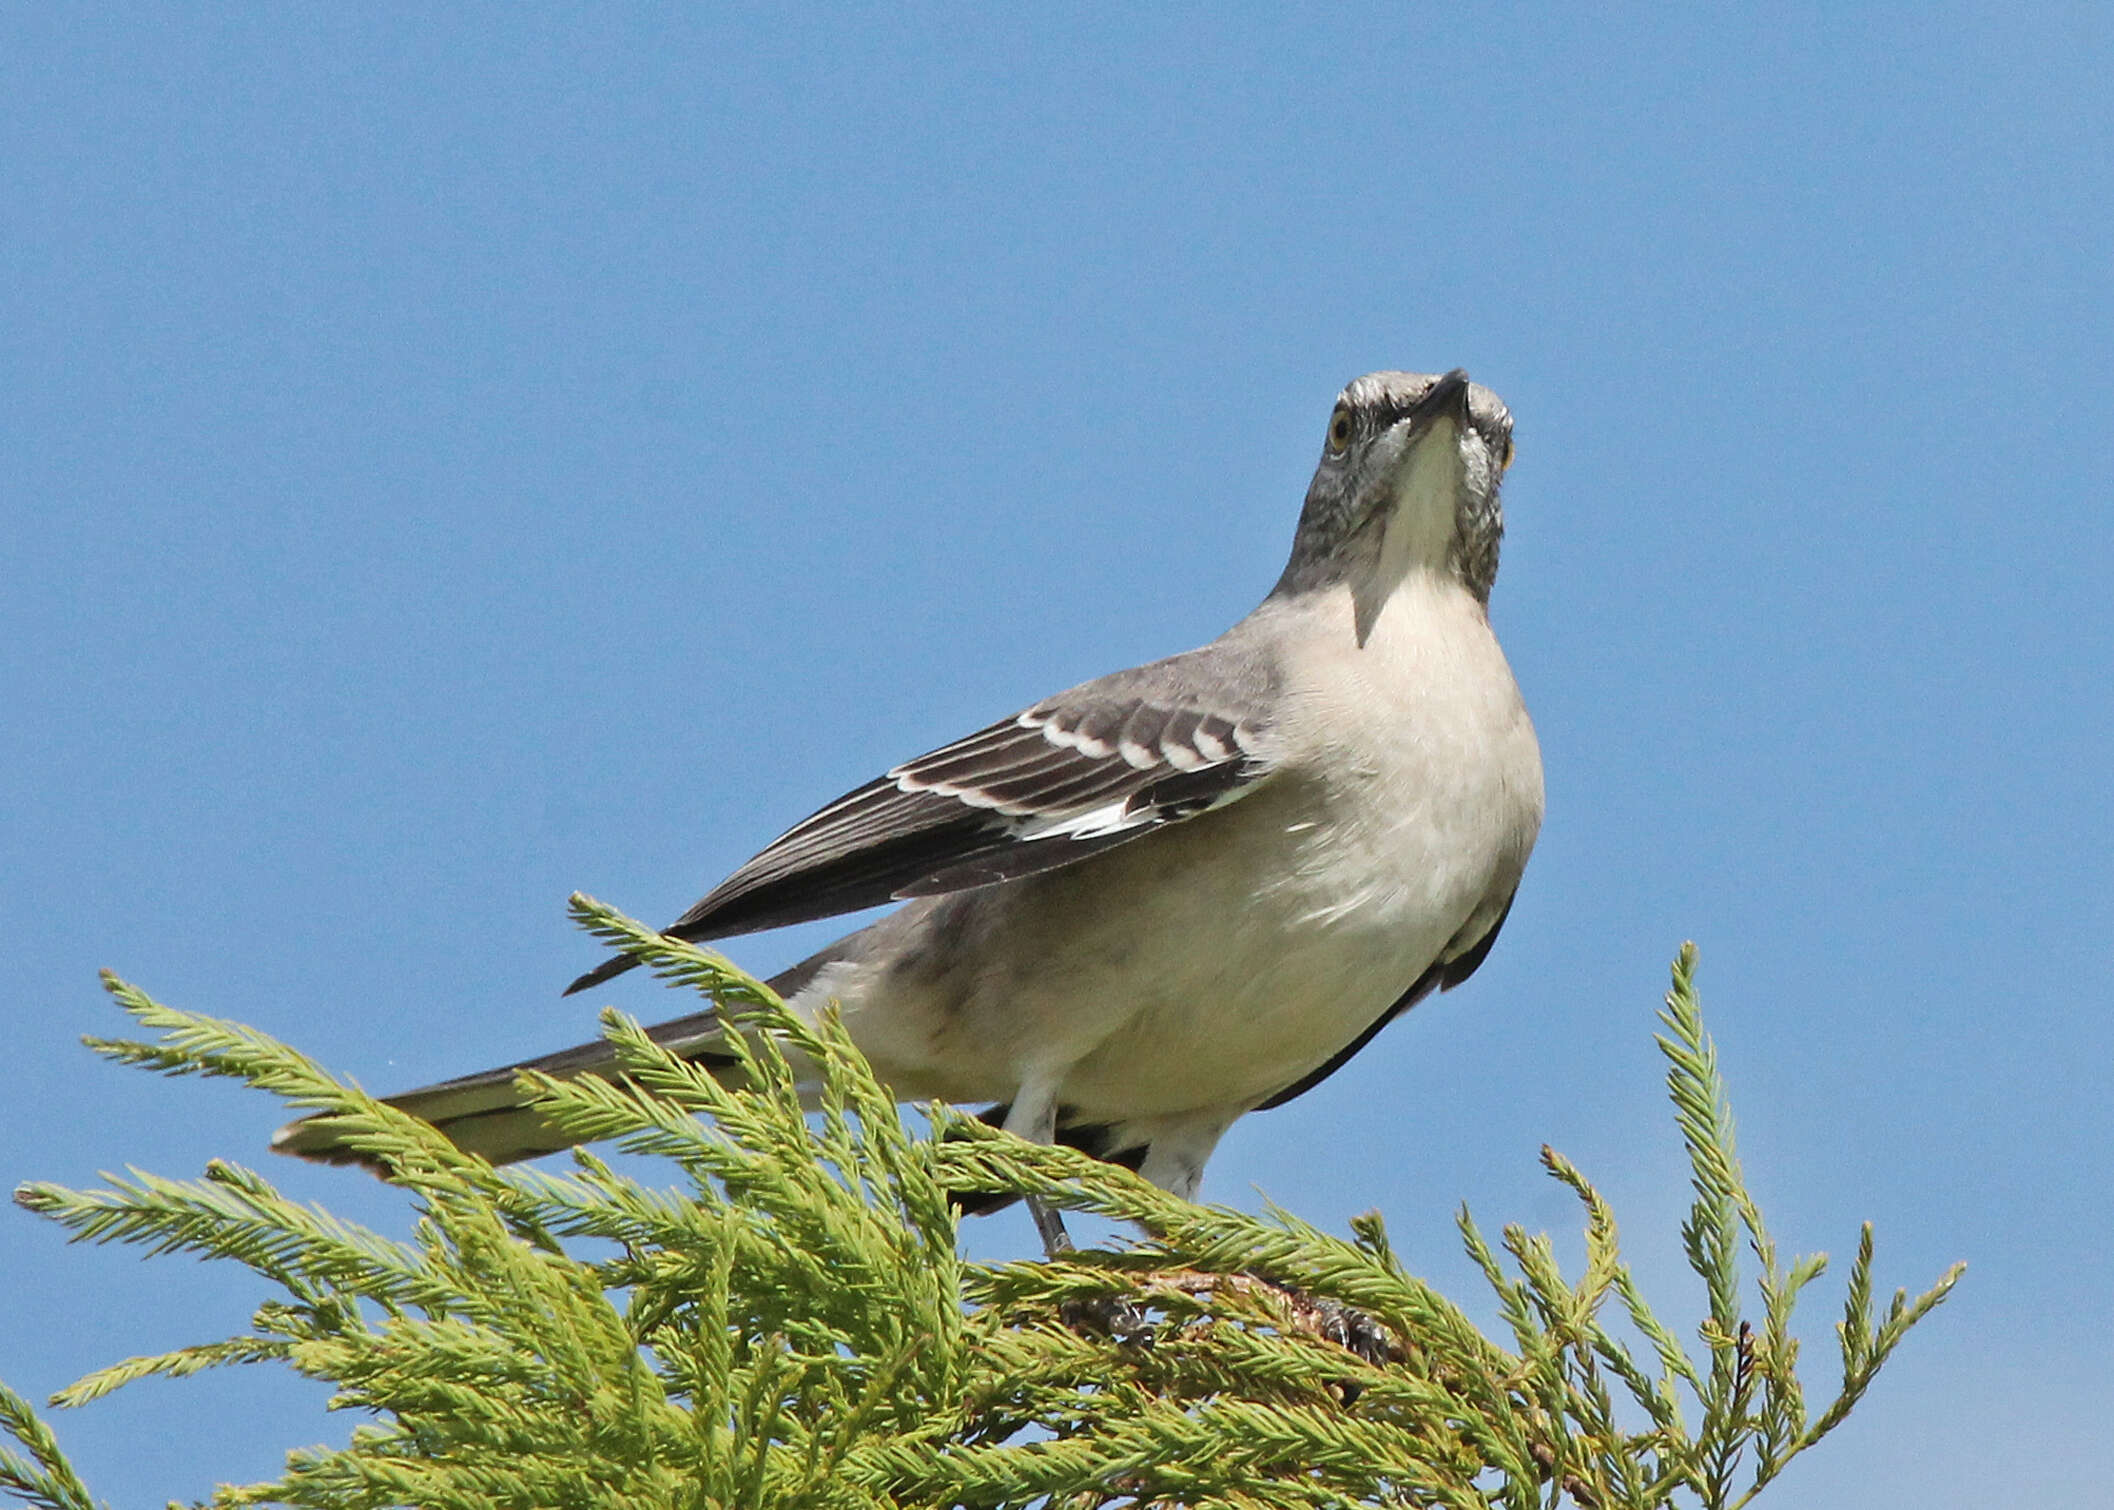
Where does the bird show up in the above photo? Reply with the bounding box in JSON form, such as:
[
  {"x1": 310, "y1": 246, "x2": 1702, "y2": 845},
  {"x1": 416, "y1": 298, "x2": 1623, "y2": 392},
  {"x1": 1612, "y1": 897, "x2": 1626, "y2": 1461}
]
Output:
[{"x1": 275, "y1": 369, "x2": 1543, "y2": 1248}]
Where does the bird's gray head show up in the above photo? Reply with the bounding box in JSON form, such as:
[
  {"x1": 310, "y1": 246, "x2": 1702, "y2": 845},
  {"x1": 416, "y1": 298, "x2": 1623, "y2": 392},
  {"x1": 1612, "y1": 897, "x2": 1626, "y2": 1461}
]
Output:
[{"x1": 1273, "y1": 370, "x2": 1516, "y2": 615}]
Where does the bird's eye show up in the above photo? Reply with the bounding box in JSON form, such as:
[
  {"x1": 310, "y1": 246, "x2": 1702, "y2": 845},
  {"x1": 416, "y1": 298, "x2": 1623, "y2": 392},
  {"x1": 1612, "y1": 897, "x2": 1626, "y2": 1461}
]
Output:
[
  {"x1": 1326, "y1": 410, "x2": 1354, "y2": 456},
  {"x1": 1499, "y1": 436, "x2": 1516, "y2": 472}
]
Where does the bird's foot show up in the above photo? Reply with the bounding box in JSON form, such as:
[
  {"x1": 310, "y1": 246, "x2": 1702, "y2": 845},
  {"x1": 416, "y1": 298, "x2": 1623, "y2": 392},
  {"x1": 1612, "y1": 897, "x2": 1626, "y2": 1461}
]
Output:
[
  {"x1": 1028, "y1": 1195, "x2": 1154, "y2": 1341},
  {"x1": 1059, "y1": 1290, "x2": 1153, "y2": 1342},
  {"x1": 1253, "y1": 1277, "x2": 1400, "y2": 1368}
]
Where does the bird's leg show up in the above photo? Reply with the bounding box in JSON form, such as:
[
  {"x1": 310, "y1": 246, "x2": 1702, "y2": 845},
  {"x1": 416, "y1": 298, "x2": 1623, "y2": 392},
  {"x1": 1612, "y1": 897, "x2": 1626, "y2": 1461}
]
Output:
[
  {"x1": 1026, "y1": 1194, "x2": 1074, "y2": 1256},
  {"x1": 1001, "y1": 1081, "x2": 1073, "y2": 1259},
  {"x1": 1004, "y1": 1080, "x2": 1144, "y2": 1337}
]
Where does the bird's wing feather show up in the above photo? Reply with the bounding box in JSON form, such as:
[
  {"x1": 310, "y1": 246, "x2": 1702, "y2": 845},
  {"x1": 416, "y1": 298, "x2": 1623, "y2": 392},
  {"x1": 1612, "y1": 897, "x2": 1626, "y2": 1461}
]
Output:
[{"x1": 669, "y1": 643, "x2": 1282, "y2": 942}]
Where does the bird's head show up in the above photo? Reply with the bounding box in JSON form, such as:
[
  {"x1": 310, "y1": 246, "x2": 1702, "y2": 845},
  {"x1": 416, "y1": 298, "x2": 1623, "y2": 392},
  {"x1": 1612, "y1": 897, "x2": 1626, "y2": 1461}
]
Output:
[{"x1": 1275, "y1": 370, "x2": 1516, "y2": 617}]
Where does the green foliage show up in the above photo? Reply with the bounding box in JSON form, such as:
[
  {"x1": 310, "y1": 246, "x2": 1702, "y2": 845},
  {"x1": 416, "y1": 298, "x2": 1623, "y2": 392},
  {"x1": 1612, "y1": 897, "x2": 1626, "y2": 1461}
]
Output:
[{"x1": 4, "y1": 902, "x2": 1961, "y2": 1508}]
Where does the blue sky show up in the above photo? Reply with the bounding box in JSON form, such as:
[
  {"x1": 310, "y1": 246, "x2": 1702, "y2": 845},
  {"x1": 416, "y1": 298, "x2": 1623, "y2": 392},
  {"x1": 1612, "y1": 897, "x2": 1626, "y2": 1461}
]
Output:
[{"x1": 4, "y1": 7, "x2": 2109, "y2": 1503}]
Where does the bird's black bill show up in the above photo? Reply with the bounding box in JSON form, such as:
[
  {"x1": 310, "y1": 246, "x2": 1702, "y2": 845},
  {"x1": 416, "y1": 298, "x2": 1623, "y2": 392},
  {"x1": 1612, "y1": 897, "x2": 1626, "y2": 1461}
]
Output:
[{"x1": 1405, "y1": 368, "x2": 1471, "y2": 427}]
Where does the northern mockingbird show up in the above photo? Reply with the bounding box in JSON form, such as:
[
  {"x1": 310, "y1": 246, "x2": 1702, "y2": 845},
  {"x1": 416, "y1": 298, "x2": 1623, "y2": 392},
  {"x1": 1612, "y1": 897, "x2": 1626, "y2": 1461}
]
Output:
[{"x1": 277, "y1": 370, "x2": 1543, "y2": 1244}]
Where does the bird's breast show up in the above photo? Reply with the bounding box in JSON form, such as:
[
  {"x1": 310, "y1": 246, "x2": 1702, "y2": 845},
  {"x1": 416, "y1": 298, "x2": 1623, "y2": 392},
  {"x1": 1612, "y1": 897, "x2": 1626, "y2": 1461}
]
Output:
[{"x1": 1269, "y1": 574, "x2": 1543, "y2": 932}]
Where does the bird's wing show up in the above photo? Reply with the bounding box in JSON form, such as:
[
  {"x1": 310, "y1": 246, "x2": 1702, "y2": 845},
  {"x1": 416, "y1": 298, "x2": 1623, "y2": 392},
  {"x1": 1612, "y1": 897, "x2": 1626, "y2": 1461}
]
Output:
[
  {"x1": 686, "y1": 643, "x2": 1281, "y2": 934},
  {"x1": 565, "y1": 642, "x2": 1283, "y2": 994}
]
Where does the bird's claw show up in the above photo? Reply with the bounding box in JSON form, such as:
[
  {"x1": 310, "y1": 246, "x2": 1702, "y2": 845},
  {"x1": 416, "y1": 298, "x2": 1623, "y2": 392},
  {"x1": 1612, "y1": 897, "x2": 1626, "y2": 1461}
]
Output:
[
  {"x1": 1251, "y1": 1277, "x2": 1400, "y2": 1368},
  {"x1": 1060, "y1": 1291, "x2": 1153, "y2": 1342}
]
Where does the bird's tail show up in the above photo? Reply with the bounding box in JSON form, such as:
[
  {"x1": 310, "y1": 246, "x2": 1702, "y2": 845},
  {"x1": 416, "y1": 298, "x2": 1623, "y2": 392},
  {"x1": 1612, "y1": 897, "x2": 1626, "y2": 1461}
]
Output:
[
  {"x1": 277, "y1": 932, "x2": 872, "y2": 1172},
  {"x1": 270, "y1": 1011, "x2": 765, "y2": 1171}
]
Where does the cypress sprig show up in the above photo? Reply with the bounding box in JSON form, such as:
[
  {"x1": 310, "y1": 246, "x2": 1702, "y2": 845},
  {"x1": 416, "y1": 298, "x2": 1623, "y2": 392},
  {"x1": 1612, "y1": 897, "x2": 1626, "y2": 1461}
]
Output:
[
  {"x1": 0, "y1": 1381, "x2": 100, "y2": 1510},
  {"x1": 4, "y1": 921, "x2": 1960, "y2": 1508}
]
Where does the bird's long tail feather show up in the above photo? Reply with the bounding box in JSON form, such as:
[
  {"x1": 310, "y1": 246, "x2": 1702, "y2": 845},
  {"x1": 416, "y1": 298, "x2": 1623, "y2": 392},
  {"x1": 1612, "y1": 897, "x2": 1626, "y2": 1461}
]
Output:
[{"x1": 270, "y1": 1011, "x2": 749, "y2": 1171}]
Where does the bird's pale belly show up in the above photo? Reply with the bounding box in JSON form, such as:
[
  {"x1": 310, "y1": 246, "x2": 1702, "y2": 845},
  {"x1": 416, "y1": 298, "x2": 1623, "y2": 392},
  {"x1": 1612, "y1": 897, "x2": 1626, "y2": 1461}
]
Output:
[
  {"x1": 835, "y1": 755, "x2": 1529, "y2": 1117},
  {"x1": 1056, "y1": 918, "x2": 1444, "y2": 1119},
  {"x1": 1050, "y1": 797, "x2": 1495, "y2": 1117}
]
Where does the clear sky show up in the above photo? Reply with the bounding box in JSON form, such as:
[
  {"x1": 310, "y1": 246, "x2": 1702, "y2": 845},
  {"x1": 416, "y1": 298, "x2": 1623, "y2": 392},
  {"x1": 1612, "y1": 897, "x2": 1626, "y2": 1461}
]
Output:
[{"x1": 4, "y1": 7, "x2": 2109, "y2": 1504}]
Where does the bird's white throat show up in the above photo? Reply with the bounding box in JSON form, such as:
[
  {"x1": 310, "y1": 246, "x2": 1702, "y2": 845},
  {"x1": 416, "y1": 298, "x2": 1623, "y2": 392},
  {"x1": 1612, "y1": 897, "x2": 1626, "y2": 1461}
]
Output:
[{"x1": 1353, "y1": 423, "x2": 1467, "y2": 643}]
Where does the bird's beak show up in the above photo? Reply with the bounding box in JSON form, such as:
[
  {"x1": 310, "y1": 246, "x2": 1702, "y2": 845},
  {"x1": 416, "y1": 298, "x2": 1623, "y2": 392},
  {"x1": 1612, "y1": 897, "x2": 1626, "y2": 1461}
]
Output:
[
  {"x1": 1403, "y1": 369, "x2": 1472, "y2": 434},
  {"x1": 1371, "y1": 367, "x2": 1472, "y2": 507}
]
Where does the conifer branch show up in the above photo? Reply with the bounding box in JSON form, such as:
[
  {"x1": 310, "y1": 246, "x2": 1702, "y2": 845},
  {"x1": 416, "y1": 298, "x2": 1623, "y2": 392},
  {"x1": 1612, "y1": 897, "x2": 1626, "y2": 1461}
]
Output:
[{"x1": 2, "y1": 929, "x2": 1961, "y2": 1508}]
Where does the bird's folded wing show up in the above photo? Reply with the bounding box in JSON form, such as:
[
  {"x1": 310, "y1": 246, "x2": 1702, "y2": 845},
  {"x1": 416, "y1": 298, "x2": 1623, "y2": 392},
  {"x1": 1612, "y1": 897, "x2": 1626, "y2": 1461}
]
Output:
[{"x1": 665, "y1": 643, "x2": 1282, "y2": 943}]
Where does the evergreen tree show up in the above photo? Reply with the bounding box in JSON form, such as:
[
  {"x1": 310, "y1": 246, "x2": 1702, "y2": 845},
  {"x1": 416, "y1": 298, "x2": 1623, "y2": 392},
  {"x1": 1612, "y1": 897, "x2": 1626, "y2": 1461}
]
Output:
[{"x1": 3, "y1": 899, "x2": 1960, "y2": 1507}]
